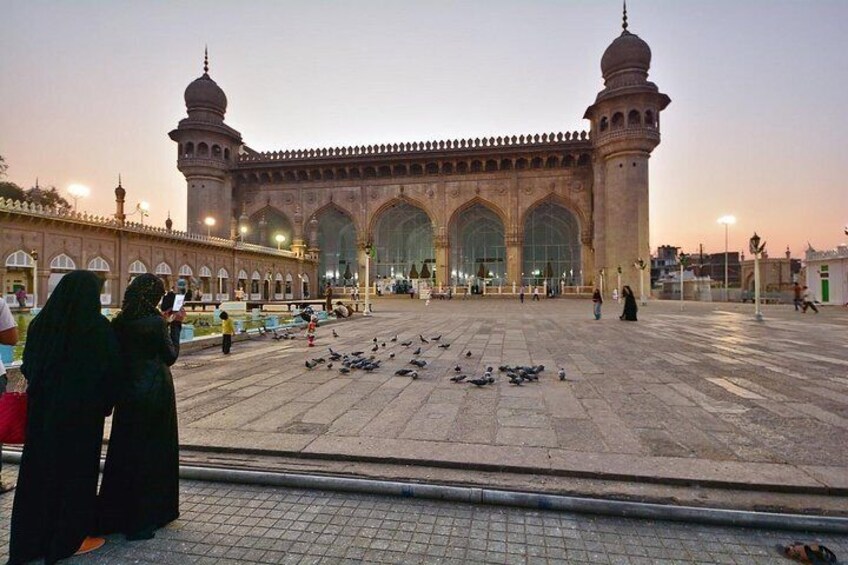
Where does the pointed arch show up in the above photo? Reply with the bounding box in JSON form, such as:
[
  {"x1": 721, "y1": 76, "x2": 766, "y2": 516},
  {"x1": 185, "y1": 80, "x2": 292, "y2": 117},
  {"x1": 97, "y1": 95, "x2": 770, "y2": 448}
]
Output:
[
  {"x1": 309, "y1": 201, "x2": 359, "y2": 287},
  {"x1": 87, "y1": 256, "x2": 111, "y2": 272},
  {"x1": 247, "y1": 205, "x2": 294, "y2": 248},
  {"x1": 129, "y1": 259, "x2": 148, "y2": 274},
  {"x1": 367, "y1": 195, "x2": 435, "y2": 236},
  {"x1": 49, "y1": 253, "x2": 76, "y2": 271},
  {"x1": 370, "y1": 198, "x2": 435, "y2": 282},
  {"x1": 521, "y1": 196, "x2": 584, "y2": 287},
  {"x1": 448, "y1": 198, "x2": 507, "y2": 285},
  {"x1": 5, "y1": 250, "x2": 34, "y2": 268}
]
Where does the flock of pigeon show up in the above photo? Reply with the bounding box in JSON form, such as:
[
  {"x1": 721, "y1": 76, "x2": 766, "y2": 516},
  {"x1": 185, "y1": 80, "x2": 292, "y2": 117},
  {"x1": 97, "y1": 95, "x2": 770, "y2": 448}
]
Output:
[{"x1": 297, "y1": 328, "x2": 568, "y2": 387}]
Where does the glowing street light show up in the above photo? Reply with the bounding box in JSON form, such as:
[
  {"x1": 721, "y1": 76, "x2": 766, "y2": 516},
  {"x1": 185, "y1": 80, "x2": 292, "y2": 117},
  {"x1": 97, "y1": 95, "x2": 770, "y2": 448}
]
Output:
[
  {"x1": 275, "y1": 233, "x2": 286, "y2": 250},
  {"x1": 67, "y1": 184, "x2": 90, "y2": 212},
  {"x1": 204, "y1": 216, "x2": 216, "y2": 237},
  {"x1": 134, "y1": 201, "x2": 150, "y2": 225},
  {"x1": 717, "y1": 215, "x2": 737, "y2": 302}
]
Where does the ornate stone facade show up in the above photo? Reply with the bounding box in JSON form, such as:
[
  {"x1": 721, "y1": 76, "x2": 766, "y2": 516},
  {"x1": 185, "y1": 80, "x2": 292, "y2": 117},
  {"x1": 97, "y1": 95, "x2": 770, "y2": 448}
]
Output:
[
  {"x1": 0, "y1": 196, "x2": 318, "y2": 308},
  {"x1": 170, "y1": 13, "x2": 669, "y2": 292}
]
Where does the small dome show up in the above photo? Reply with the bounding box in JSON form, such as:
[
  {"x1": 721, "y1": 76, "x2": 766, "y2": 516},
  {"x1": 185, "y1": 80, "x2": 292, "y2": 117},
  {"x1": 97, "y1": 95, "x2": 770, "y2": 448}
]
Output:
[
  {"x1": 184, "y1": 73, "x2": 227, "y2": 115},
  {"x1": 601, "y1": 31, "x2": 651, "y2": 77}
]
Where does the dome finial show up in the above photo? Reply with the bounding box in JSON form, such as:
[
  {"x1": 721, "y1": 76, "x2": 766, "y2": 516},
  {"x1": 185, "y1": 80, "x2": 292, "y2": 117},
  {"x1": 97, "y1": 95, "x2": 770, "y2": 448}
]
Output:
[
  {"x1": 622, "y1": 0, "x2": 628, "y2": 32},
  {"x1": 118, "y1": 173, "x2": 122, "y2": 187},
  {"x1": 203, "y1": 46, "x2": 209, "y2": 74}
]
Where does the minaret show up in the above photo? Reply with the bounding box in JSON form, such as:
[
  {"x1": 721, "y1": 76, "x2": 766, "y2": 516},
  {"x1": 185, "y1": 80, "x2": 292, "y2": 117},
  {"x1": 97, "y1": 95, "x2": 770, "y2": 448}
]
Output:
[
  {"x1": 168, "y1": 48, "x2": 242, "y2": 238},
  {"x1": 584, "y1": 3, "x2": 670, "y2": 292},
  {"x1": 114, "y1": 175, "x2": 126, "y2": 225}
]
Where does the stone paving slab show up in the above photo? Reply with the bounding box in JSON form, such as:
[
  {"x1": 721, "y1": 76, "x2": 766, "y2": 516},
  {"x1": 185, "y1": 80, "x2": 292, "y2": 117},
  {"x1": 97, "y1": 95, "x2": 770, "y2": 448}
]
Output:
[
  {"x1": 2, "y1": 465, "x2": 847, "y2": 564},
  {"x1": 139, "y1": 299, "x2": 848, "y2": 501}
]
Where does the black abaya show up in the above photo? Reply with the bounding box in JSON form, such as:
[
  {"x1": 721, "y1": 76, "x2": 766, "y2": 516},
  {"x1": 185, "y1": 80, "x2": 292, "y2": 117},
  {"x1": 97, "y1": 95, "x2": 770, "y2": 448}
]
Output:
[
  {"x1": 622, "y1": 294, "x2": 638, "y2": 321},
  {"x1": 97, "y1": 314, "x2": 181, "y2": 537},
  {"x1": 9, "y1": 271, "x2": 120, "y2": 565}
]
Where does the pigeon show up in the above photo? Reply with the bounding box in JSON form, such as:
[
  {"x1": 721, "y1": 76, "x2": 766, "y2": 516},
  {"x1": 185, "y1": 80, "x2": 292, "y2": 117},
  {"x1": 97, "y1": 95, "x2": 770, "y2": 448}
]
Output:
[
  {"x1": 413, "y1": 347, "x2": 422, "y2": 355},
  {"x1": 431, "y1": 335, "x2": 441, "y2": 341},
  {"x1": 339, "y1": 367, "x2": 350, "y2": 374},
  {"x1": 381, "y1": 342, "x2": 386, "y2": 348},
  {"x1": 332, "y1": 329, "x2": 339, "y2": 338},
  {"x1": 465, "y1": 351, "x2": 472, "y2": 358},
  {"x1": 351, "y1": 351, "x2": 364, "y2": 357},
  {"x1": 390, "y1": 335, "x2": 398, "y2": 342},
  {"x1": 438, "y1": 343, "x2": 450, "y2": 349},
  {"x1": 558, "y1": 368, "x2": 566, "y2": 381},
  {"x1": 371, "y1": 345, "x2": 379, "y2": 352},
  {"x1": 468, "y1": 378, "x2": 488, "y2": 386},
  {"x1": 419, "y1": 335, "x2": 429, "y2": 343},
  {"x1": 454, "y1": 365, "x2": 462, "y2": 372},
  {"x1": 395, "y1": 368, "x2": 414, "y2": 375},
  {"x1": 327, "y1": 363, "x2": 334, "y2": 370},
  {"x1": 389, "y1": 353, "x2": 396, "y2": 359},
  {"x1": 486, "y1": 375, "x2": 495, "y2": 384},
  {"x1": 400, "y1": 341, "x2": 412, "y2": 347},
  {"x1": 509, "y1": 376, "x2": 523, "y2": 386},
  {"x1": 409, "y1": 359, "x2": 427, "y2": 368},
  {"x1": 373, "y1": 337, "x2": 378, "y2": 343},
  {"x1": 486, "y1": 366, "x2": 493, "y2": 373},
  {"x1": 305, "y1": 360, "x2": 319, "y2": 369},
  {"x1": 450, "y1": 374, "x2": 467, "y2": 383}
]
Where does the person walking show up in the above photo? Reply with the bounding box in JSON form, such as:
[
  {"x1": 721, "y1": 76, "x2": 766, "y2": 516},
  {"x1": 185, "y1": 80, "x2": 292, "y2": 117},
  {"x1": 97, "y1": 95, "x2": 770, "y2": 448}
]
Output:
[
  {"x1": 793, "y1": 282, "x2": 802, "y2": 312},
  {"x1": 14, "y1": 288, "x2": 26, "y2": 309},
  {"x1": 519, "y1": 286, "x2": 525, "y2": 304},
  {"x1": 620, "y1": 285, "x2": 638, "y2": 321},
  {"x1": 0, "y1": 298, "x2": 20, "y2": 494},
  {"x1": 98, "y1": 274, "x2": 184, "y2": 541},
  {"x1": 220, "y1": 311, "x2": 234, "y2": 354},
  {"x1": 8, "y1": 270, "x2": 120, "y2": 564},
  {"x1": 801, "y1": 286, "x2": 819, "y2": 314},
  {"x1": 532, "y1": 287, "x2": 540, "y2": 301},
  {"x1": 592, "y1": 288, "x2": 603, "y2": 320}
]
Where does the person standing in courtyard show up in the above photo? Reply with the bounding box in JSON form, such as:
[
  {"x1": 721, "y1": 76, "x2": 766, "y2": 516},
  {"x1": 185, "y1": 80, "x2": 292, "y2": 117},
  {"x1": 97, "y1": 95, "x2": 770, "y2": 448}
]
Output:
[
  {"x1": 620, "y1": 285, "x2": 638, "y2": 321},
  {"x1": 14, "y1": 288, "x2": 26, "y2": 309},
  {"x1": 324, "y1": 282, "x2": 333, "y2": 312},
  {"x1": 801, "y1": 286, "x2": 819, "y2": 313},
  {"x1": 98, "y1": 274, "x2": 184, "y2": 541},
  {"x1": 8, "y1": 270, "x2": 120, "y2": 564},
  {"x1": 519, "y1": 285, "x2": 525, "y2": 304},
  {"x1": 0, "y1": 298, "x2": 20, "y2": 495},
  {"x1": 793, "y1": 282, "x2": 802, "y2": 311},
  {"x1": 532, "y1": 287, "x2": 540, "y2": 301},
  {"x1": 592, "y1": 288, "x2": 603, "y2": 320},
  {"x1": 220, "y1": 311, "x2": 234, "y2": 354}
]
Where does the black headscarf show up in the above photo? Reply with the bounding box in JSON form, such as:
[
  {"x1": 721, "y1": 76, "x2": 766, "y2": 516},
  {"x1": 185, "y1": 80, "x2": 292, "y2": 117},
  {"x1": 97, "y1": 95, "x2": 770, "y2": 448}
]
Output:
[
  {"x1": 22, "y1": 270, "x2": 105, "y2": 386},
  {"x1": 116, "y1": 274, "x2": 165, "y2": 322}
]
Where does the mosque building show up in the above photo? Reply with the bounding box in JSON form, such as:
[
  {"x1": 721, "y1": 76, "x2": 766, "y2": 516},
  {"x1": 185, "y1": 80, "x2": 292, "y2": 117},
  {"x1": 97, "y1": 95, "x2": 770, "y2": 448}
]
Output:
[{"x1": 169, "y1": 7, "x2": 670, "y2": 294}]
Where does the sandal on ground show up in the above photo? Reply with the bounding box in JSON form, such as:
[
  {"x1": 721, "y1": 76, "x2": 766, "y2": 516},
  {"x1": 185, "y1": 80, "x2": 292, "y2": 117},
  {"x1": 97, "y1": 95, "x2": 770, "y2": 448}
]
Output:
[
  {"x1": 74, "y1": 536, "x2": 106, "y2": 555},
  {"x1": 778, "y1": 542, "x2": 839, "y2": 564}
]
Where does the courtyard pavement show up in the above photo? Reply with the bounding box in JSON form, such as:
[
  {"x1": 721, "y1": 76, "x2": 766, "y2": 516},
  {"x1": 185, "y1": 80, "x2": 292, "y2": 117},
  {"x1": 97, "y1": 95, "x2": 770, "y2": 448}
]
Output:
[
  {"x1": 2, "y1": 464, "x2": 847, "y2": 564},
  {"x1": 150, "y1": 297, "x2": 848, "y2": 512}
]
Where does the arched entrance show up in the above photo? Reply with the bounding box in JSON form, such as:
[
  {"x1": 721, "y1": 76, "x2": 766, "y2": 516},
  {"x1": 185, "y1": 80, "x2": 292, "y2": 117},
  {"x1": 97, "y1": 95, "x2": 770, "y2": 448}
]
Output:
[
  {"x1": 87, "y1": 256, "x2": 111, "y2": 305},
  {"x1": 522, "y1": 201, "x2": 582, "y2": 291},
  {"x1": 315, "y1": 206, "x2": 357, "y2": 288},
  {"x1": 450, "y1": 203, "x2": 505, "y2": 291},
  {"x1": 48, "y1": 253, "x2": 77, "y2": 299},
  {"x1": 372, "y1": 202, "x2": 434, "y2": 291},
  {"x1": 4, "y1": 250, "x2": 35, "y2": 307},
  {"x1": 248, "y1": 206, "x2": 293, "y2": 249}
]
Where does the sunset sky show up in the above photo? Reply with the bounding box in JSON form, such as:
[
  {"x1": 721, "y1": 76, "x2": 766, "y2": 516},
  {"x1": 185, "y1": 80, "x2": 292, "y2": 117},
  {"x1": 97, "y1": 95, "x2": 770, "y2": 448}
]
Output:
[{"x1": 1, "y1": 0, "x2": 846, "y2": 257}]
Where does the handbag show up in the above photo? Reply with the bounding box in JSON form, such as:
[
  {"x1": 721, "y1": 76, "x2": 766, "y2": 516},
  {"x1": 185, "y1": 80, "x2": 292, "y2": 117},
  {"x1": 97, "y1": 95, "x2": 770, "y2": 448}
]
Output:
[{"x1": 0, "y1": 391, "x2": 28, "y2": 444}]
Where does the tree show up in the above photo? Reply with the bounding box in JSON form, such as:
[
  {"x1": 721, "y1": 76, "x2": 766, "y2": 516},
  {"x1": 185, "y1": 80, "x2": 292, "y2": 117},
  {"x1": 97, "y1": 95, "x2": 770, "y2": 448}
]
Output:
[
  {"x1": 0, "y1": 181, "x2": 25, "y2": 200},
  {"x1": 26, "y1": 184, "x2": 71, "y2": 213}
]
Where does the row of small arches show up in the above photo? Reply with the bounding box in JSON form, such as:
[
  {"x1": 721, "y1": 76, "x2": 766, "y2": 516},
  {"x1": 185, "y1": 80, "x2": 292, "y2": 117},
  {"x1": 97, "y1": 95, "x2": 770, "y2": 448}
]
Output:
[
  {"x1": 599, "y1": 109, "x2": 656, "y2": 132},
  {"x1": 243, "y1": 131, "x2": 590, "y2": 162},
  {"x1": 239, "y1": 154, "x2": 592, "y2": 184},
  {"x1": 179, "y1": 142, "x2": 231, "y2": 161},
  {"x1": 5, "y1": 251, "x2": 302, "y2": 285}
]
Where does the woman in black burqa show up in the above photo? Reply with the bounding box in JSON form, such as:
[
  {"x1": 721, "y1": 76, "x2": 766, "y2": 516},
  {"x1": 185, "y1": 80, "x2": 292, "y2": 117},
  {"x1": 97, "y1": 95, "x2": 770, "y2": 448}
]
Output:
[
  {"x1": 9, "y1": 270, "x2": 120, "y2": 564},
  {"x1": 98, "y1": 274, "x2": 184, "y2": 540},
  {"x1": 620, "y1": 285, "x2": 638, "y2": 321}
]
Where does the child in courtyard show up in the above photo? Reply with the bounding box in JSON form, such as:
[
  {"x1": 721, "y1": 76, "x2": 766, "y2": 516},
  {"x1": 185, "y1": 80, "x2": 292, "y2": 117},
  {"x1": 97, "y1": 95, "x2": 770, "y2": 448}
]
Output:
[
  {"x1": 220, "y1": 311, "x2": 234, "y2": 354},
  {"x1": 306, "y1": 315, "x2": 318, "y2": 347}
]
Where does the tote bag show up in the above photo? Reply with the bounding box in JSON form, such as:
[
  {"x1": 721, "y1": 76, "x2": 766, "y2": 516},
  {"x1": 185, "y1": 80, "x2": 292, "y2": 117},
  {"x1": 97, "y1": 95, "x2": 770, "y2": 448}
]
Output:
[{"x1": 0, "y1": 391, "x2": 27, "y2": 444}]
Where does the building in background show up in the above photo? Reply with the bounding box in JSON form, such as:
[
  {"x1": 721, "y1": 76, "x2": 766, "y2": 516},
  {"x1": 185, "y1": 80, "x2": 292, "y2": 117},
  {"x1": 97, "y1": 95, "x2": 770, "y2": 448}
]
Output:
[{"x1": 805, "y1": 244, "x2": 848, "y2": 306}]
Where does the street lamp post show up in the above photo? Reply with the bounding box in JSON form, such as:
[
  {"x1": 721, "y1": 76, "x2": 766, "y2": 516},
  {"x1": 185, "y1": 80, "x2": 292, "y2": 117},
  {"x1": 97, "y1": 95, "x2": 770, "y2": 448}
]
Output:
[
  {"x1": 749, "y1": 232, "x2": 766, "y2": 322},
  {"x1": 678, "y1": 252, "x2": 690, "y2": 310},
  {"x1": 717, "y1": 215, "x2": 736, "y2": 302},
  {"x1": 31, "y1": 250, "x2": 39, "y2": 310},
  {"x1": 204, "y1": 216, "x2": 216, "y2": 238},
  {"x1": 363, "y1": 242, "x2": 372, "y2": 317},
  {"x1": 134, "y1": 201, "x2": 150, "y2": 225},
  {"x1": 635, "y1": 258, "x2": 648, "y2": 305},
  {"x1": 275, "y1": 234, "x2": 286, "y2": 250},
  {"x1": 67, "y1": 184, "x2": 90, "y2": 212}
]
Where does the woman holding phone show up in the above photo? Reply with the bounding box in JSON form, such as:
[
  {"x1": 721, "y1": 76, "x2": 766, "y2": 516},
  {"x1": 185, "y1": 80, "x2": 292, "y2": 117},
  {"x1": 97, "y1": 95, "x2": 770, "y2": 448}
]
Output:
[{"x1": 98, "y1": 274, "x2": 185, "y2": 540}]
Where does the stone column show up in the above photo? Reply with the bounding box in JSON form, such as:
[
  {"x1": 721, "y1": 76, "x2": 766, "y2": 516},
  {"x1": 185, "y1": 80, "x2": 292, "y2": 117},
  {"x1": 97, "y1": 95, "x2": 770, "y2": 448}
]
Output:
[
  {"x1": 581, "y1": 231, "x2": 595, "y2": 288},
  {"x1": 505, "y1": 230, "x2": 522, "y2": 287},
  {"x1": 434, "y1": 232, "x2": 449, "y2": 288}
]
